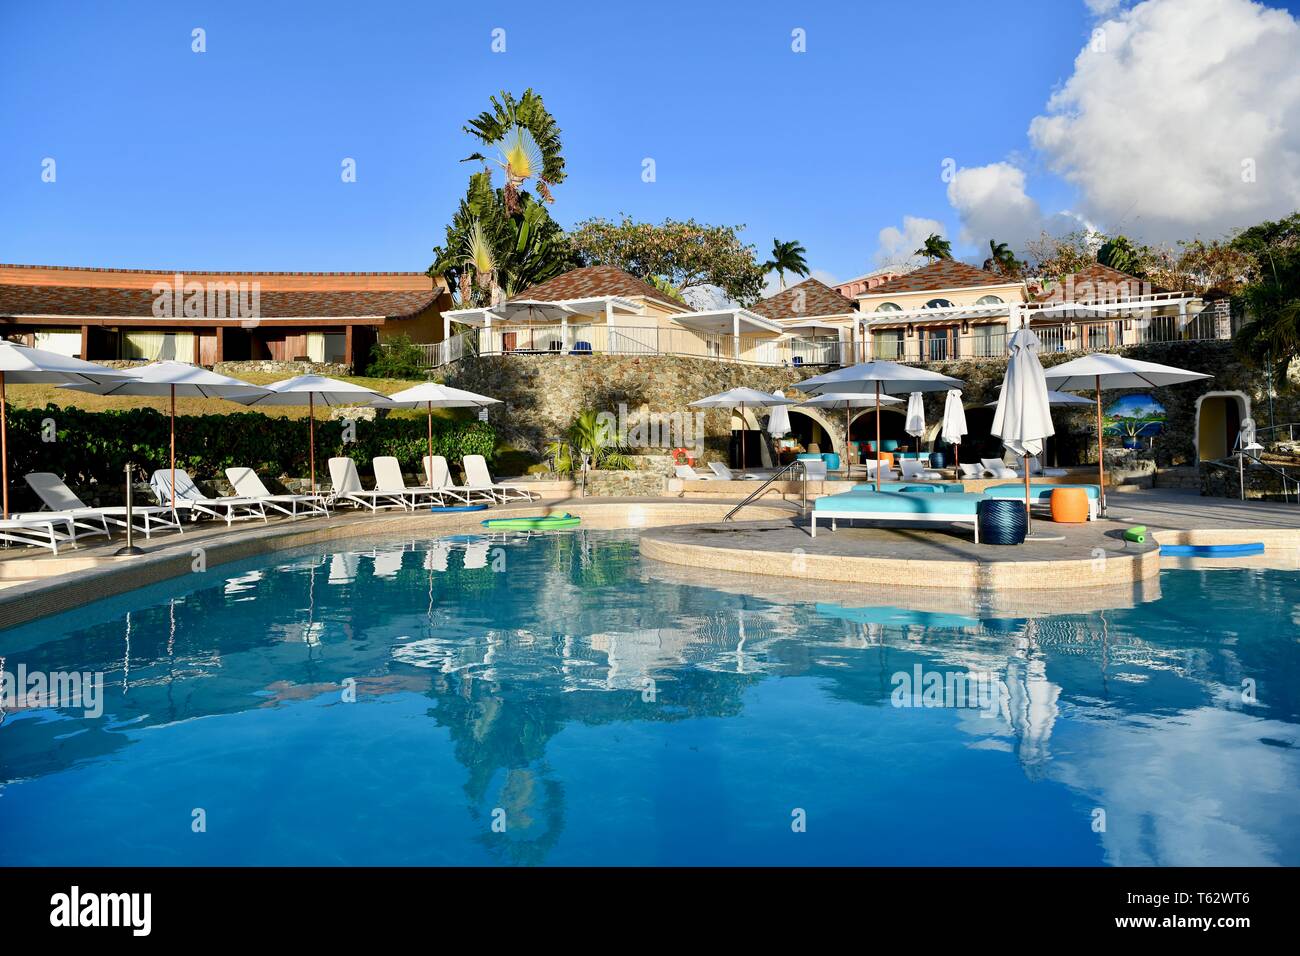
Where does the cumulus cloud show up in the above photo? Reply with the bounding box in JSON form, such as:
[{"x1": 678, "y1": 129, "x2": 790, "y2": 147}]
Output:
[
  {"x1": 946, "y1": 162, "x2": 1045, "y2": 248},
  {"x1": 873, "y1": 215, "x2": 947, "y2": 269},
  {"x1": 1029, "y1": 0, "x2": 1300, "y2": 242}
]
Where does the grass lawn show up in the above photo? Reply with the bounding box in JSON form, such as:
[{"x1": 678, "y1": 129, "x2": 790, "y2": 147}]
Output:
[{"x1": 7, "y1": 373, "x2": 469, "y2": 422}]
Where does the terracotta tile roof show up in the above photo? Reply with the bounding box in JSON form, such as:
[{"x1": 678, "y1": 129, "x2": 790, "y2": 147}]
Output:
[
  {"x1": 513, "y1": 265, "x2": 688, "y2": 311},
  {"x1": 750, "y1": 277, "x2": 856, "y2": 321},
  {"x1": 0, "y1": 281, "x2": 438, "y2": 319},
  {"x1": 856, "y1": 259, "x2": 1010, "y2": 295},
  {"x1": 1029, "y1": 263, "x2": 1163, "y2": 303}
]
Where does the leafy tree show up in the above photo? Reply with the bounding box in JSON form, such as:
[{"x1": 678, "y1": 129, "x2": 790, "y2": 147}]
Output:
[
  {"x1": 982, "y1": 240, "x2": 1022, "y2": 277},
  {"x1": 568, "y1": 216, "x2": 767, "y2": 305},
  {"x1": 366, "y1": 334, "x2": 427, "y2": 379},
  {"x1": 913, "y1": 233, "x2": 953, "y2": 261},
  {"x1": 1025, "y1": 230, "x2": 1101, "y2": 281},
  {"x1": 1097, "y1": 234, "x2": 1141, "y2": 275},
  {"x1": 545, "y1": 410, "x2": 633, "y2": 493},
  {"x1": 1233, "y1": 212, "x2": 1300, "y2": 387},
  {"x1": 762, "y1": 239, "x2": 810, "y2": 290}
]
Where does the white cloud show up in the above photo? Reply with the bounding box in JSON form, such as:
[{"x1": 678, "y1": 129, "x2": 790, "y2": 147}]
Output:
[
  {"x1": 873, "y1": 215, "x2": 947, "y2": 269},
  {"x1": 1083, "y1": 0, "x2": 1125, "y2": 15},
  {"x1": 946, "y1": 162, "x2": 1045, "y2": 249},
  {"x1": 1029, "y1": 0, "x2": 1300, "y2": 242}
]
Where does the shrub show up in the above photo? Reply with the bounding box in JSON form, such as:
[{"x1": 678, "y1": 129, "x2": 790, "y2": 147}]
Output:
[{"x1": 366, "y1": 334, "x2": 428, "y2": 379}]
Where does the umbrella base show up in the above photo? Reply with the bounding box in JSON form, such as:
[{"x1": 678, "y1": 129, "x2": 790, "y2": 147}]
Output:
[
  {"x1": 113, "y1": 545, "x2": 145, "y2": 556},
  {"x1": 1023, "y1": 532, "x2": 1066, "y2": 542}
]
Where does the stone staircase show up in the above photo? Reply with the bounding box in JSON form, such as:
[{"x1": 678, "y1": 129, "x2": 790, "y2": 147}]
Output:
[{"x1": 1153, "y1": 465, "x2": 1201, "y2": 491}]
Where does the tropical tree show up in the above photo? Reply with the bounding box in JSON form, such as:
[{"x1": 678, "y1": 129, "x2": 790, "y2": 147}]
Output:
[
  {"x1": 762, "y1": 239, "x2": 810, "y2": 290},
  {"x1": 1025, "y1": 230, "x2": 1102, "y2": 282},
  {"x1": 913, "y1": 233, "x2": 953, "y2": 262},
  {"x1": 1096, "y1": 234, "x2": 1142, "y2": 275},
  {"x1": 982, "y1": 240, "x2": 1022, "y2": 277},
  {"x1": 1233, "y1": 213, "x2": 1300, "y2": 387},
  {"x1": 545, "y1": 410, "x2": 633, "y2": 494},
  {"x1": 568, "y1": 216, "x2": 767, "y2": 305},
  {"x1": 461, "y1": 89, "x2": 567, "y2": 210}
]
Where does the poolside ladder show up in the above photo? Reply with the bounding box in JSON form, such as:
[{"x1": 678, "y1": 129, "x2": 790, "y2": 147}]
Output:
[{"x1": 723, "y1": 459, "x2": 810, "y2": 522}]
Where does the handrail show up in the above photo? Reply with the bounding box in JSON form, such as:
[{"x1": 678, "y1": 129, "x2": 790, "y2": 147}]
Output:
[
  {"x1": 1256, "y1": 422, "x2": 1300, "y2": 443},
  {"x1": 1204, "y1": 454, "x2": 1300, "y2": 503},
  {"x1": 723, "y1": 459, "x2": 809, "y2": 522}
]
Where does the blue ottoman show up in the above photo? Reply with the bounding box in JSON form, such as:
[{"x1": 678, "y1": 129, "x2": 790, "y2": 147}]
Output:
[{"x1": 977, "y1": 498, "x2": 1028, "y2": 545}]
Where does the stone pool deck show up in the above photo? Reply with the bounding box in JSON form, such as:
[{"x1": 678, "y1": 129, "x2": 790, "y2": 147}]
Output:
[{"x1": 1, "y1": 489, "x2": 1296, "y2": 629}]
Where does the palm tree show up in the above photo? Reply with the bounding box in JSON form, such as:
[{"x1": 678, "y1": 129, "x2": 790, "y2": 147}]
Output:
[
  {"x1": 913, "y1": 233, "x2": 953, "y2": 262},
  {"x1": 560, "y1": 410, "x2": 632, "y2": 495},
  {"x1": 464, "y1": 90, "x2": 567, "y2": 212},
  {"x1": 762, "y1": 239, "x2": 810, "y2": 290},
  {"x1": 1097, "y1": 235, "x2": 1140, "y2": 275},
  {"x1": 982, "y1": 240, "x2": 1022, "y2": 276}
]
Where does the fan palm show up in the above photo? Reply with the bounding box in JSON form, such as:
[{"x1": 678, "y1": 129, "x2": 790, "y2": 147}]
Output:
[
  {"x1": 913, "y1": 233, "x2": 953, "y2": 262},
  {"x1": 462, "y1": 219, "x2": 498, "y2": 302},
  {"x1": 464, "y1": 89, "x2": 566, "y2": 211},
  {"x1": 762, "y1": 239, "x2": 810, "y2": 290}
]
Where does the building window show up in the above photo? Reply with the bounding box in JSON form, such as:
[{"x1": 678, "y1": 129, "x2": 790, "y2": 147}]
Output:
[
  {"x1": 308, "y1": 332, "x2": 347, "y2": 363},
  {"x1": 924, "y1": 298, "x2": 955, "y2": 310},
  {"x1": 120, "y1": 331, "x2": 196, "y2": 362},
  {"x1": 975, "y1": 294, "x2": 1004, "y2": 305},
  {"x1": 33, "y1": 329, "x2": 82, "y2": 358},
  {"x1": 875, "y1": 302, "x2": 902, "y2": 312}
]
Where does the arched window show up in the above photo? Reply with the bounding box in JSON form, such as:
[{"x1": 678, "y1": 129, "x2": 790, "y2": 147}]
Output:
[
  {"x1": 924, "y1": 298, "x2": 955, "y2": 309},
  {"x1": 975, "y1": 294, "x2": 1004, "y2": 305},
  {"x1": 875, "y1": 302, "x2": 902, "y2": 312}
]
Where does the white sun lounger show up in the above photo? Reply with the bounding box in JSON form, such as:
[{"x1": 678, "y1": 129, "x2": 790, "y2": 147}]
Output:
[
  {"x1": 980, "y1": 458, "x2": 1017, "y2": 479},
  {"x1": 373, "y1": 456, "x2": 444, "y2": 508},
  {"x1": 708, "y1": 462, "x2": 763, "y2": 480},
  {"x1": 151, "y1": 470, "x2": 267, "y2": 526},
  {"x1": 462, "y1": 454, "x2": 538, "y2": 502},
  {"x1": 674, "y1": 464, "x2": 716, "y2": 480},
  {"x1": 25, "y1": 472, "x2": 181, "y2": 539},
  {"x1": 0, "y1": 515, "x2": 79, "y2": 555},
  {"x1": 900, "y1": 458, "x2": 945, "y2": 480},
  {"x1": 327, "y1": 457, "x2": 409, "y2": 512},
  {"x1": 422, "y1": 456, "x2": 494, "y2": 505},
  {"x1": 225, "y1": 467, "x2": 331, "y2": 519}
]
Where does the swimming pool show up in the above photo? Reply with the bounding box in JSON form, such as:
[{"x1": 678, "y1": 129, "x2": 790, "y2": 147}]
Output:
[{"x1": 2, "y1": 529, "x2": 1297, "y2": 866}]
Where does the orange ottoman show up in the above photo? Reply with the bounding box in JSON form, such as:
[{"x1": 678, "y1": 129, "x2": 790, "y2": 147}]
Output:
[
  {"x1": 878, "y1": 452, "x2": 895, "y2": 469},
  {"x1": 1050, "y1": 487, "x2": 1089, "y2": 523}
]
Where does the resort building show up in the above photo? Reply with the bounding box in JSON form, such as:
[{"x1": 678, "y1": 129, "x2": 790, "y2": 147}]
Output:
[{"x1": 0, "y1": 264, "x2": 449, "y2": 369}]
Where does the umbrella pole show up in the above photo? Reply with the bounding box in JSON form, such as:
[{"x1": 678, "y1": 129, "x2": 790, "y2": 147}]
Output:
[
  {"x1": 309, "y1": 393, "x2": 316, "y2": 495},
  {"x1": 740, "y1": 403, "x2": 746, "y2": 470},
  {"x1": 875, "y1": 383, "x2": 882, "y2": 492},
  {"x1": 1095, "y1": 376, "x2": 1106, "y2": 517},
  {"x1": 1023, "y1": 453, "x2": 1033, "y2": 531},
  {"x1": 170, "y1": 384, "x2": 177, "y2": 520},
  {"x1": 427, "y1": 401, "x2": 434, "y2": 484},
  {"x1": 1, "y1": 370, "x2": 7, "y2": 520},
  {"x1": 845, "y1": 405, "x2": 851, "y2": 475}
]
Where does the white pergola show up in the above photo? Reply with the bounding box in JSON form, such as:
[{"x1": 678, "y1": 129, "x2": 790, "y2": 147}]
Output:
[
  {"x1": 667, "y1": 308, "x2": 784, "y2": 358},
  {"x1": 442, "y1": 295, "x2": 644, "y2": 340}
]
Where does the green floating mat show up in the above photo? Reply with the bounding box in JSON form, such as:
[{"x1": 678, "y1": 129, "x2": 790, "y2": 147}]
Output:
[
  {"x1": 481, "y1": 513, "x2": 582, "y2": 531},
  {"x1": 1123, "y1": 526, "x2": 1147, "y2": 544}
]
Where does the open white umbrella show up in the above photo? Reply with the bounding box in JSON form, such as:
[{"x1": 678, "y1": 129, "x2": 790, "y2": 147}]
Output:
[
  {"x1": 61, "y1": 361, "x2": 268, "y2": 518},
  {"x1": 228, "y1": 375, "x2": 393, "y2": 493},
  {"x1": 690, "y1": 387, "x2": 799, "y2": 470},
  {"x1": 985, "y1": 387, "x2": 1094, "y2": 407},
  {"x1": 798, "y1": 360, "x2": 963, "y2": 490},
  {"x1": 385, "y1": 382, "x2": 500, "y2": 475},
  {"x1": 940, "y1": 389, "x2": 968, "y2": 468},
  {"x1": 993, "y1": 327, "x2": 1055, "y2": 528},
  {"x1": 904, "y1": 392, "x2": 927, "y2": 454},
  {"x1": 796, "y1": 392, "x2": 902, "y2": 470},
  {"x1": 766, "y1": 390, "x2": 791, "y2": 439},
  {"x1": 0, "y1": 341, "x2": 133, "y2": 518},
  {"x1": 1044, "y1": 353, "x2": 1211, "y2": 516}
]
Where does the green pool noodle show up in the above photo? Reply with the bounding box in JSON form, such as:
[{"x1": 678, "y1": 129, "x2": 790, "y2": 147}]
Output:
[{"x1": 1123, "y1": 526, "x2": 1147, "y2": 544}]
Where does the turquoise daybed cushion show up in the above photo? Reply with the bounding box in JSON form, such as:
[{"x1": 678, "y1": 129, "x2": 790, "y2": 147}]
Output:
[
  {"x1": 849, "y1": 482, "x2": 964, "y2": 494},
  {"x1": 815, "y1": 491, "x2": 986, "y2": 516},
  {"x1": 985, "y1": 483, "x2": 1100, "y2": 500}
]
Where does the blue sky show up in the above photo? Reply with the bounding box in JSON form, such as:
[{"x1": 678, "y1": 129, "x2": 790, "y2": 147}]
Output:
[{"x1": 2, "y1": 0, "x2": 1297, "y2": 285}]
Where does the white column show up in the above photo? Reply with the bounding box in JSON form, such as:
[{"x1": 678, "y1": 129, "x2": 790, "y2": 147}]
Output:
[
  {"x1": 484, "y1": 313, "x2": 493, "y2": 354},
  {"x1": 732, "y1": 313, "x2": 740, "y2": 360},
  {"x1": 443, "y1": 312, "x2": 451, "y2": 341},
  {"x1": 561, "y1": 313, "x2": 568, "y2": 350}
]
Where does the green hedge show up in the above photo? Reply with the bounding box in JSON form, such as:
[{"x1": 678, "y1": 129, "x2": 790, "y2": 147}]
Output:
[{"x1": 7, "y1": 405, "x2": 498, "y2": 487}]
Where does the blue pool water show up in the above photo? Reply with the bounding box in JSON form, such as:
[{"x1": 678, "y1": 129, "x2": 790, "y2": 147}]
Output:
[{"x1": 1, "y1": 529, "x2": 1297, "y2": 866}]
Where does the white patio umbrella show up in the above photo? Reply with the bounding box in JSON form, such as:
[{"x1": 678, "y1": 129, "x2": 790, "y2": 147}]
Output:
[
  {"x1": 385, "y1": 382, "x2": 500, "y2": 474},
  {"x1": 796, "y1": 392, "x2": 902, "y2": 469},
  {"x1": 0, "y1": 341, "x2": 133, "y2": 518},
  {"x1": 228, "y1": 375, "x2": 394, "y2": 493},
  {"x1": 904, "y1": 391, "x2": 927, "y2": 454},
  {"x1": 992, "y1": 327, "x2": 1055, "y2": 529},
  {"x1": 1044, "y1": 353, "x2": 1211, "y2": 516},
  {"x1": 940, "y1": 389, "x2": 968, "y2": 468},
  {"x1": 689, "y1": 387, "x2": 799, "y2": 470},
  {"x1": 984, "y1": 387, "x2": 1094, "y2": 407},
  {"x1": 766, "y1": 390, "x2": 792, "y2": 439},
  {"x1": 797, "y1": 360, "x2": 963, "y2": 491},
  {"x1": 61, "y1": 361, "x2": 269, "y2": 518}
]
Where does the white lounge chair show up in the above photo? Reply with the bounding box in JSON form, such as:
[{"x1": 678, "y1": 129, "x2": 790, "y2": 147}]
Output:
[
  {"x1": 463, "y1": 454, "x2": 538, "y2": 502},
  {"x1": 708, "y1": 462, "x2": 763, "y2": 480},
  {"x1": 674, "y1": 464, "x2": 715, "y2": 480},
  {"x1": 958, "y1": 463, "x2": 983, "y2": 480},
  {"x1": 863, "y1": 459, "x2": 900, "y2": 482},
  {"x1": 327, "y1": 457, "x2": 410, "y2": 512},
  {"x1": 1016, "y1": 456, "x2": 1070, "y2": 478},
  {"x1": 900, "y1": 458, "x2": 945, "y2": 481},
  {"x1": 226, "y1": 467, "x2": 330, "y2": 519},
  {"x1": 801, "y1": 459, "x2": 828, "y2": 480},
  {"x1": 980, "y1": 458, "x2": 1017, "y2": 479},
  {"x1": 25, "y1": 472, "x2": 180, "y2": 539},
  {"x1": 151, "y1": 469, "x2": 268, "y2": 526},
  {"x1": 372, "y1": 456, "x2": 442, "y2": 508},
  {"x1": 423, "y1": 456, "x2": 495, "y2": 505},
  {"x1": 0, "y1": 515, "x2": 79, "y2": 555}
]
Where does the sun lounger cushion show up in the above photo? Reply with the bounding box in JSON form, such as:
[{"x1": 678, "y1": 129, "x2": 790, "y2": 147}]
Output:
[
  {"x1": 984, "y1": 483, "x2": 1100, "y2": 501},
  {"x1": 850, "y1": 482, "x2": 964, "y2": 493},
  {"x1": 815, "y1": 491, "x2": 986, "y2": 516}
]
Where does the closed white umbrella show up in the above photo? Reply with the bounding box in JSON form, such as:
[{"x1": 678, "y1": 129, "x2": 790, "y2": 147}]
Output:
[
  {"x1": 796, "y1": 392, "x2": 902, "y2": 470},
  {"x1": 0, "y1": 341, "x2": 133, "y2": 518},
  {"x1": 904, "y1": 391, "x2": 926, "y2": 454},
  {"x1": 690, "y1": 387, "x2": 799, "y2": 470},
  {"x1": 385, "y1": 382, "x2": 500, "y2": 476},
  {"x1": 798, "y1": 360, "x2": 963, "y2": 491},
  {"x1": 61, "y1": 360, "x2": 269, "y2": 518},
  {"x1": 766, "y1": 390, "x2": 791, "y2": 439},
  {"x1": 228, "y1": 375, "x2": 394, "y2": 493},
  {"x1": 1044, "y1": 353, "x2": 1211, "y2": 516},
  {"x1": 940, "y1": 389, "x2": 968, "y2": 468},
  {"x1": 993, "y1": 327, "x2": 1055, "y2": 528}
]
